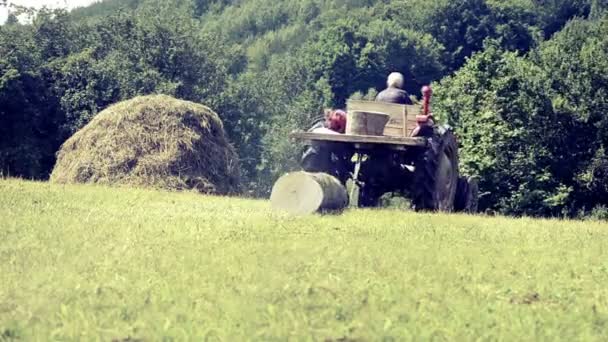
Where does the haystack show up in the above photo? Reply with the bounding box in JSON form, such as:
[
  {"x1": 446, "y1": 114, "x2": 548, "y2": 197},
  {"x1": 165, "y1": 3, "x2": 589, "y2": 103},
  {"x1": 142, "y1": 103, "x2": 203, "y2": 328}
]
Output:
[{"x1": 51, "y1": 95, "x2": 240, "y2": 195}]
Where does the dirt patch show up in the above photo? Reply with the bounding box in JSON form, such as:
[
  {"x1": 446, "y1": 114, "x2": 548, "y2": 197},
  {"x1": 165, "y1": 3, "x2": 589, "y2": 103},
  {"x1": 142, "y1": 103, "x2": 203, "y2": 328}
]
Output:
[
  {"x1": 112, "y1": 337, "x2": 142, "y2": 342},
  {"x1": 511, "y1": 292, "x2": 540, "y2": 305}
]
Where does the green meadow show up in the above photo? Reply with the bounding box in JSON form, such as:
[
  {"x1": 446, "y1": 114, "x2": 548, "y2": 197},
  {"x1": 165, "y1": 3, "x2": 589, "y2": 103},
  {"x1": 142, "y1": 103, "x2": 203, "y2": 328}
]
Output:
[{"x1": 1, "y1": 179, "x2": 607, "y2": 341}]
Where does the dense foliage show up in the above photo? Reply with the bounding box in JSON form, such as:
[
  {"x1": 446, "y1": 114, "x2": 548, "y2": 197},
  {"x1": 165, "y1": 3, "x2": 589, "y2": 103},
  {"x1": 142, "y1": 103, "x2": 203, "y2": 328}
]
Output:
[
  {"x1": 1, "y1": 0, "x2": 607, "y2": 216},
  {"x1": 434, "y1": 16, "x2": 608, "y2": 217}
]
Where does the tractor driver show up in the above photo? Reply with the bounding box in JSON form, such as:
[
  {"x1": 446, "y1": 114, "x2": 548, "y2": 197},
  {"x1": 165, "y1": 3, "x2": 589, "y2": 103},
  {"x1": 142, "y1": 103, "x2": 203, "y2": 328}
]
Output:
[{"x1": 375, "y1": 72, "x2": 413, "y2": 105}]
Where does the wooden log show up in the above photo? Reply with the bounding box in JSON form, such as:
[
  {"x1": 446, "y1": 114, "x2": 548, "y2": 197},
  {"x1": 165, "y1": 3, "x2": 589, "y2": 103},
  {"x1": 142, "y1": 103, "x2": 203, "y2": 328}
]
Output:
[{"x1": 270, "y1": 172, "x2": 348, "y2": 215}]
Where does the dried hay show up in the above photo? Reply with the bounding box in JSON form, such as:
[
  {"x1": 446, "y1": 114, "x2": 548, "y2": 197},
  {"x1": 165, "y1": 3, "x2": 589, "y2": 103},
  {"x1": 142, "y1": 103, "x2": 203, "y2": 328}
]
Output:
[{"x1": 51, "y1": 95, "x2": 240, "y2": 195}]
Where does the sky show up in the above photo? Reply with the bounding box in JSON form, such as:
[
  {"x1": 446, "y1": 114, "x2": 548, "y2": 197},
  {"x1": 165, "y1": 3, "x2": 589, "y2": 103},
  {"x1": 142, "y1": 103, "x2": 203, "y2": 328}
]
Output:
[{"x1": 1, "y1": 0, "x2": 100, "y2": 23}]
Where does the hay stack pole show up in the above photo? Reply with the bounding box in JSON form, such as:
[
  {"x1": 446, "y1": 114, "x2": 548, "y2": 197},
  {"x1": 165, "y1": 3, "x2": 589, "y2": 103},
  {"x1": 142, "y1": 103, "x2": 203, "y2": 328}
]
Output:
[{"x1": 270, "y1": 172, "x2": 348, "y2": 214}]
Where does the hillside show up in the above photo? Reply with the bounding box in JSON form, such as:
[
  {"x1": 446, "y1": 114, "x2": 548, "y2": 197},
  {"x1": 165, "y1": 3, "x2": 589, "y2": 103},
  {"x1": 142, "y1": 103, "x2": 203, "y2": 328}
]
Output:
[
  {"x1": 69, "y1": 0, "x2": 143, "y2": 20},
  {"x1": 1, "y1": 179, "x2": 607, "y2": 340}
]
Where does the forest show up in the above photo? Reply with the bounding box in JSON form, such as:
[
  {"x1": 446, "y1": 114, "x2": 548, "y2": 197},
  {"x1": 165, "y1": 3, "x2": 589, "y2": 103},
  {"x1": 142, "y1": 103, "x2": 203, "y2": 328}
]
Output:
[{"x1": 1, "y1": 0, "x2": 607, "y2": 218}]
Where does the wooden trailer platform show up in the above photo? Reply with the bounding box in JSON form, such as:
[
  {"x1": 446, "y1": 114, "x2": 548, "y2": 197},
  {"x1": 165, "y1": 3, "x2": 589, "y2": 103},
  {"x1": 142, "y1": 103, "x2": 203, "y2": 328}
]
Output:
[
  {"x1": 290, "y1": 99, "x2": 428, "y2": 149},
  {"x1": 290, "y1": 131, "x2": 427, "y2": 148}
]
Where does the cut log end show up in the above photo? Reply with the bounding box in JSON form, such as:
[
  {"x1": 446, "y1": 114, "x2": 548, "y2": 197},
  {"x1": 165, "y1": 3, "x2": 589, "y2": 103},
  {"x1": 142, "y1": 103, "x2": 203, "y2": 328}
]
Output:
[{"x1": 270, "y1": 172, "x2": 348, "y2": 215}]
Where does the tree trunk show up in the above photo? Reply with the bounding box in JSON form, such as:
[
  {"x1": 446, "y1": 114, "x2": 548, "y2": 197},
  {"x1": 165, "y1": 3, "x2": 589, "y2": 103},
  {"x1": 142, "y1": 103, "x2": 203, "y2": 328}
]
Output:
[{"x1": 270, "y1": 172, "x2": 348, "y2": 214}]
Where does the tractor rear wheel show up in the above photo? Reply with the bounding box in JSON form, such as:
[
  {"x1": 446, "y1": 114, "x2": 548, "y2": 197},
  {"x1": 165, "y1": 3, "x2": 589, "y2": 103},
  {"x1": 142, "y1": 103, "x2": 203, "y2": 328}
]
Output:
[{"x1": 412, "y1": 130, "x2": 459, "y2": 212}]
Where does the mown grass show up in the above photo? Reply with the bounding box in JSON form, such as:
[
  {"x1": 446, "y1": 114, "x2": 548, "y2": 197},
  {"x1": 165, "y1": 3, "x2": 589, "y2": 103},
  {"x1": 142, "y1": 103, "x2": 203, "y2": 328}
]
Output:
[{"x1": 1, "y1": 179, "x2": 607, "y2": 341}]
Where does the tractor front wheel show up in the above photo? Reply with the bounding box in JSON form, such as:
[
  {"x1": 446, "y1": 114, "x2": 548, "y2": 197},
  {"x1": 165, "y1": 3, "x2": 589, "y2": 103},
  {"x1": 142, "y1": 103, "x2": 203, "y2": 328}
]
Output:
[{"x1": 454, "y1": 176, "x2": 479, "y2": 213}]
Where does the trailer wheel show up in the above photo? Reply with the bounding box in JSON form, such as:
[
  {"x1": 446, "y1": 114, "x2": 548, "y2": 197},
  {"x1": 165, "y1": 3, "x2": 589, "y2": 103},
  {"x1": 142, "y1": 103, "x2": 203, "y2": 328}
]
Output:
[
  {"x1": 412, "y1": 130, "x2": 459, "y2": 212},
  {"x1": 301, "y1": 145, "x2": 351, "y2": 185},
  {"x1": 301, "y1": 146, "x2": 332, "y2": 173}
]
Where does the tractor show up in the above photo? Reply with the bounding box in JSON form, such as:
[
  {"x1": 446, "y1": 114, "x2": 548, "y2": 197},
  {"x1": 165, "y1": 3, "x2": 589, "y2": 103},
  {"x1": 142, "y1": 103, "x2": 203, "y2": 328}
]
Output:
[{"x1": 290, "y1": 86, "x2": 478, "y2": 213}]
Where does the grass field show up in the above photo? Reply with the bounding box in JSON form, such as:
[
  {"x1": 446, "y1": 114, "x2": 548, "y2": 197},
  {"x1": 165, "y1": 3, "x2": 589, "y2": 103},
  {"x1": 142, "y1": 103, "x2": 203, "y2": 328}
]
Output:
[{"x1": 1, "y1": 179, "x2": 607, "y2": 341}]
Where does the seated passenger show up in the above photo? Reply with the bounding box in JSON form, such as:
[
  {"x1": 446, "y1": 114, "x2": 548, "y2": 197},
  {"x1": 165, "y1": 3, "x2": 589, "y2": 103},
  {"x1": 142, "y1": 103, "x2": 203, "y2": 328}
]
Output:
[
  {"x1": 326, "y1": 109, "x2": 347, "y2": 133},
  {"x1": 308, "y1": 109, "x2": 347, "y2": 134},
  {"x1": 375, "y1": 72, "x2": 413, "y2": 105}
]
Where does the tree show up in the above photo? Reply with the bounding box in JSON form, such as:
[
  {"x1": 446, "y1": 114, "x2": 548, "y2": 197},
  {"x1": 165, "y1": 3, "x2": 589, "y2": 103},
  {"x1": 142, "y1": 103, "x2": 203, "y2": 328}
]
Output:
[
  {"x1": 5, "y1": 13, "x2": 18, "y2": 25},
  {"x1": 434, "y1": 43, "x2": 567, "y2": 216},
  {"x1": 535, "y1": 15, "x2": 608, "y2": 213},
  {"x1": 298, "y1": 18, "x2": 444, "y2": 107},
  {"x1": 433, "y1": 13, "x2": 608, "y2": 217},
  {"x1": 590, "y1": 0, "x2": 608, "y2": 19},
  {"x1": 425, "y1": 0, "x2": 495, "y2": 71},
  {"x1": 0, "y1": 11, "x2": 65, "y2": 179}
]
